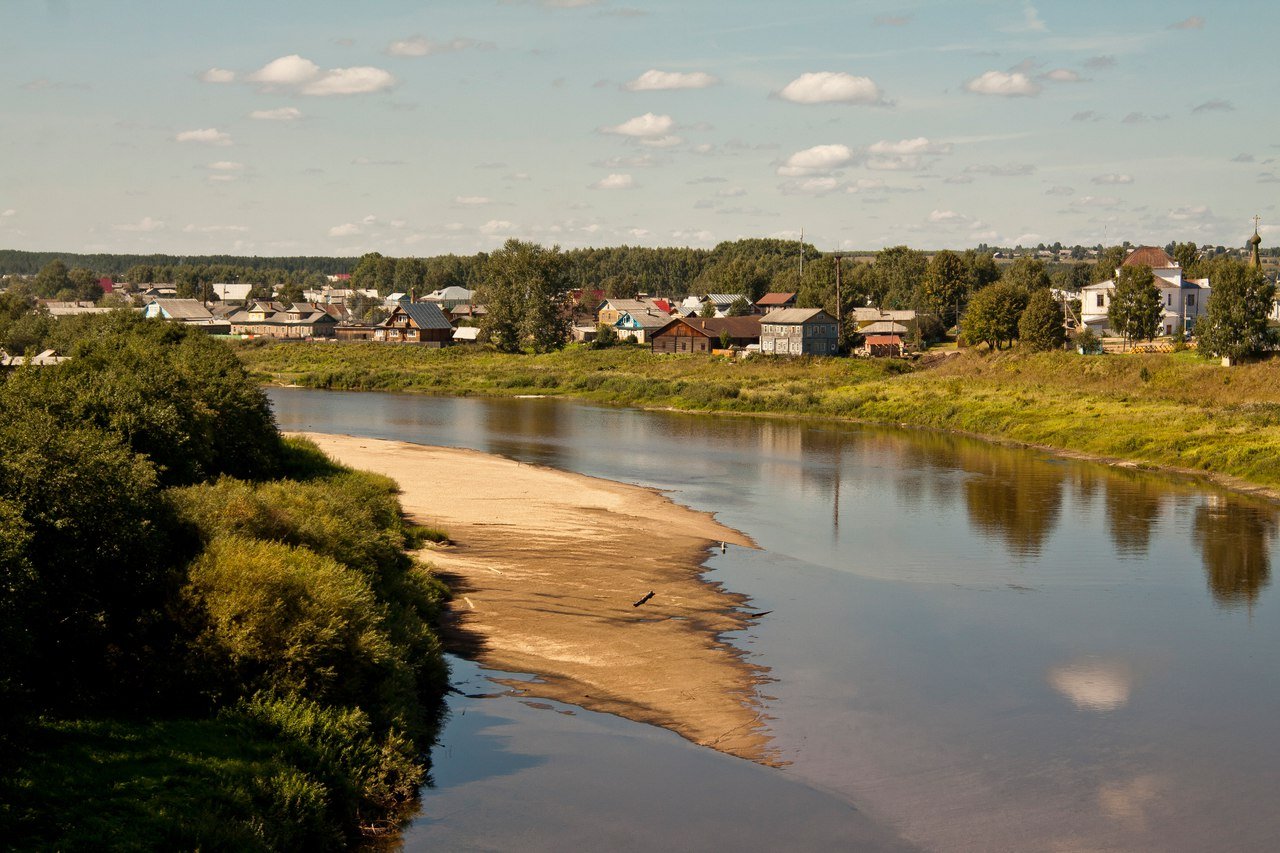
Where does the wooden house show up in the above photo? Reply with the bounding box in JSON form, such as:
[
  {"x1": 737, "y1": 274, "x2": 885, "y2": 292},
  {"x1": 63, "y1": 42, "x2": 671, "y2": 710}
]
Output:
[
  {"x1": 374, "y1": 302, "x2": 454, "y2": 346},
  {"x1": 650, "y1": 315, "x2": 761, "y2": 354},
  {"x1": 614, "y1": 308, "x2": 672, "y2": 344},
  {"x1": 760, "y1": 308, "x2": 839, "y2": 355},
  {"x1": 754, "y1": 292, "x2": 798, "y2": 314}
]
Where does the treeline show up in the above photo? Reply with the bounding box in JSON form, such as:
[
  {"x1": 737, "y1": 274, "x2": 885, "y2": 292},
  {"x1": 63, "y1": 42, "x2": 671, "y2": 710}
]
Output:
[
  {"x1": 0, "y1": 313, "x2": 450, "y2": 849},
  {"x1": 0, "y1": 250, "x2": 356, "y2": 276}
]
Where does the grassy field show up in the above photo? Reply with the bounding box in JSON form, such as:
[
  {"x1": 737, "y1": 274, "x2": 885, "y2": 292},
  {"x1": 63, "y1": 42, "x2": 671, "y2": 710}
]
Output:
[{"x1": 238, "y1": 340, "x2": 1280, "y2": 492}]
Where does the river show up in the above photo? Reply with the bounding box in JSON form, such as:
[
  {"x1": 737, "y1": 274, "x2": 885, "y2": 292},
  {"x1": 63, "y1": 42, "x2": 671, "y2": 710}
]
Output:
[{"x1": 268, "y1": 388, "x2": 1279, "y2": 852}]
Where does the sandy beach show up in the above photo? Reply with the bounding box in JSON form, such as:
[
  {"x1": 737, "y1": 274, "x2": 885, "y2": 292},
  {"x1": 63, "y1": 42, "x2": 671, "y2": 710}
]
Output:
[{"x1": 298, "y1": 432, "x2": 777, "y2": 764}]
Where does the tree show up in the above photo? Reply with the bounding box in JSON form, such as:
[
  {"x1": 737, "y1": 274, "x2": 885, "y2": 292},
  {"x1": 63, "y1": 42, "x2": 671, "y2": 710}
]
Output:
[
  {"x1": 351, "y1": 252, "x2": 396, "y2": 296},
  {"x1": 478, "y1": 240, "x2": 570, "y2": 353},
  {"x1": 921, "y1": 250, "x2": 969, "y2": 328},
  {"x1": 1194, "y1": 259, "x2": 1275, "y2": 361},
  {"x1": 1092, "y1": 246, "x2": 1126, "y2": 282},
  {"x1": 719, "y1": 329, "x2": 732, "y2": 350},
  {"x1": 394, "y1": 257, "x2": 427, "y2": 299},
  {"x1": 33, "y1": 259, "x2": 71, "y2": 297},
  {"x1": 963, "y1": 249, "x2": 1001, "y2": 291},
  {"x1": 727, "y1": 296, "x2": 751, "y2": 316},
  {"x1": 699, "y1": 300, "x2": 717, "y2": 318},
  {"x1": 68, "y1": 267, "x2": 103, "y2": 302},
  {"x1": 962, "y1": 282, "x2": 1028, "y2": 350},
  {"x1": 592, "y1": 323, "x2": 619, "y2": 348},
  {"x1": 873, "y1": 245, "x2": 926, "y2": 309},
  {"x1": 1002, "y1": 255, "x2": 1051, "y2": 292},
  {"x1": 1107, "y1": 264, "x2": 1161, "y2": 347},
  {"x1": 1018, "y1": 289, "x2": 1066, "y2": 351},
  {"x1": 1171, "y1": 241, "x2": 1201, "y2": 276}
]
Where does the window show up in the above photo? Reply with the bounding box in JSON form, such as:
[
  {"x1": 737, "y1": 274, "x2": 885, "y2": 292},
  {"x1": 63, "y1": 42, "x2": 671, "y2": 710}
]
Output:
[
  {"x1": 1186, "y1": 293, "x2": 1196, "y2": 307},
  {"x1": 1166, "y1": 293, "x2": 1172, "y2": 307},
  {"x1": 1096, "y1": 293, "x2": 1105, "y2": 308}
]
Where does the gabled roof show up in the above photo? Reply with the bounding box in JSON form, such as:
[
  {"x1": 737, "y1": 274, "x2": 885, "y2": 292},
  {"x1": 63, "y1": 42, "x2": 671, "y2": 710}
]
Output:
[
  {"x1": 859, "y1": 321, "x2": 909, "y2": 335},
  {"x1": 755, "y1": 292, "x2": 798, "y2": 306},
  {"x1": 658, "y1": 315, "x2": 762, "y2": 338},
  {"x1": 385, "y1": 302, "x2": 452, "y2": 330},
  {"x1": 1123, "y1": 246, "x2": 1176, "y2": 269},
  {"x1": 849, "y1": 307, "x2": 916, "y2": 322},
  {"x1": 425, "y1": 286, "x2": 474, "y2": 301},
  {"x1": 148, "y1": 299, "x2": 213, "y2": 321},
  {"x1": 617, "y1": 309, "x2": 672, "y2": 329},
  {"x1": 761, "y1": 307, "x2": 833, "y2": 324},
  {"x1": 704, "y1": 293, "x2": 745, "y2": 306}
]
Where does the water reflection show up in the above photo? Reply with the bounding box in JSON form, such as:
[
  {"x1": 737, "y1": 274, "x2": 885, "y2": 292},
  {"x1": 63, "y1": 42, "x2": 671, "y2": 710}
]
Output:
[
  {"x1": 1192, "y1": 495, "x2": 1275, "y2": 607},
  {"x1": 1047, "y1": 658, "x2": 1132, "y2": 711},
  {"x1": 1104, "y1": 471, "x2": 1167, "y2": 558}
]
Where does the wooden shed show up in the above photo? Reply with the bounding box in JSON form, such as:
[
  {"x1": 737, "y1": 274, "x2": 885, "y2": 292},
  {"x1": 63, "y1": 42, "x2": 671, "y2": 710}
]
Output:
[{"x1": 650, "y1": 315, "x2": 761, "y2": 354}]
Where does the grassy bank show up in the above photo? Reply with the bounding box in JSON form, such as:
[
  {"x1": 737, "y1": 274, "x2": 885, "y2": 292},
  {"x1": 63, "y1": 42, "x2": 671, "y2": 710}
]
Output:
[
  {"x1": 2, "y1": 316, "x2": 451, "y2": 850},
  {"x1": 239, "y1": 340, "x2": 1280, "y2": 492}
]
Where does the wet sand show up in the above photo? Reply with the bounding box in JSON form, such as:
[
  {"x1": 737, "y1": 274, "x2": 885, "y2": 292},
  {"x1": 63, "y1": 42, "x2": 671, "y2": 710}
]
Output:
[{"x1": 298, "y1": 432, "x2": 778, "y2": 764}]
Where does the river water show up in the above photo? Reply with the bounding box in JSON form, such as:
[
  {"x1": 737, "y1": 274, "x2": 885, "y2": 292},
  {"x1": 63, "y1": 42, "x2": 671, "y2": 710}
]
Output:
[{"x1": 268, "y1": 389, "x2": 1279, "y2": 852}]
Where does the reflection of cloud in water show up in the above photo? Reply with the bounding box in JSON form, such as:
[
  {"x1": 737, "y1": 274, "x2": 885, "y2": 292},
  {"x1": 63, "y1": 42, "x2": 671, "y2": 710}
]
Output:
[
  {"x1": 1098, "y1": 773, "x2": 1163, "y2": 831},
  {"x1": 1048, "y1": 659, "x2": 1131, "y2": 711}
]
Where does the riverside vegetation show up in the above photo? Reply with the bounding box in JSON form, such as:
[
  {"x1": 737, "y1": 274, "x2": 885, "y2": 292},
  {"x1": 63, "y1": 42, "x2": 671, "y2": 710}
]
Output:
[
  {"x1": 0, "y1": 314, "x2": 450, "y2": 850},
  {"x1": 241, "y1": 340, "x2": 1280, "y2": 491}
]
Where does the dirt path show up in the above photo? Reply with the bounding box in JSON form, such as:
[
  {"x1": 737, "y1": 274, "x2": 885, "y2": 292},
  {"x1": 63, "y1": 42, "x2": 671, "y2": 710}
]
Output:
[{"x1": 298, "y1": 433, "x2": 779, "y2": 764}]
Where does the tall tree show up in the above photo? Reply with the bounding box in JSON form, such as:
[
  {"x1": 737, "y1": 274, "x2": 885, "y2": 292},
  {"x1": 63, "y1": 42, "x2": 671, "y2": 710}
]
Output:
[
  {"x1": 1195, "y1": 259, "x2": 1276, "y2": 361},
  {"x1": 1018, "y1": 289, "x2": 1067, "y2": 351},
  {"x1": 1108, "y1": 264, "x2": 1161, "y2": 348},
  {"x1": 921, "y1": 250, "x2": 969, "y2": 328},
  {"x1": 478, "y1": 240, "x2": 570, "y2": 353},
  {"x1": 1002, "y1": 255, "x2": 1051, "y2": 292},
  {"x1": 1171, "y1": 241, "x2": 1201, "y2": 276},
  {"x1": 394, "y1": 257, "x2": 427, "y2": 299},
  {"x1": 33, "y1": 260, "x2": 71, "y2": 298},
  {"x1": 1092, "y1": 246, "x2": 1126, "y2": 283},
  {"x1": 873, "y1": 245, "x2": 926, "y2": 309},
  {"x1": 963, "y1": 249, "x2": 1001, "y2": 292},
  {"x1": 963, "y1": 281, "x2": 1028, "y2": 350}
]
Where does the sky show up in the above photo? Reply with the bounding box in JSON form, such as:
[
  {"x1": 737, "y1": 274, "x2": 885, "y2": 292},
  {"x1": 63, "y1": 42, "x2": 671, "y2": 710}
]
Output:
[{"x1": 1, "y1": 0, "x2": 1277, "y2": 257}]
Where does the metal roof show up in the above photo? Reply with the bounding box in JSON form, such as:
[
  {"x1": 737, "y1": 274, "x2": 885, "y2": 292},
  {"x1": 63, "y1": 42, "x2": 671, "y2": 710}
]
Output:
[
  {"x1": 760, "y1": 307, "x2": 833, "y2": 324},
  {"x1": 387, "y1": 302, "x2": 453, "y2": 330}
]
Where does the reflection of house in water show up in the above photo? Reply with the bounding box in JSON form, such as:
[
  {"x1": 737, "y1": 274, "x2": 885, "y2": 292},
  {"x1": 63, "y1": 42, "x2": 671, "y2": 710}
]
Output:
[{"x1": 1192, "y1": 494, "x2": 1275, "y2": 607}]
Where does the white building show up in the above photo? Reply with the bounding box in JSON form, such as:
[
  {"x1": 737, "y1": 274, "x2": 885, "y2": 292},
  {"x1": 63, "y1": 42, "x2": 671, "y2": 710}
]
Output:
[{"x1": 1079, "y1": 246, "x2": 1210, "y2": 336}]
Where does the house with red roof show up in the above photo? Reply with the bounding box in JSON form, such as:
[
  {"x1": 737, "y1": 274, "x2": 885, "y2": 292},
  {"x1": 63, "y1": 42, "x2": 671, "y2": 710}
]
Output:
[{"x1": 1079, "y1": 246, "x2": 1211, "y2": 336}]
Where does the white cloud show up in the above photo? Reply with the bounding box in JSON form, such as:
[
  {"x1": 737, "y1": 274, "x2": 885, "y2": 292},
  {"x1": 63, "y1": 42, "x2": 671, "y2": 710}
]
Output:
[
  {"x1": 671, "y1": 228, "x2": 714, "y2": 243},
  {"x1": 386, "y1": 36, "x2": 493, "y2": 57},
  {"x1": 777, "y1": 143, "x2": 855, "y2": 177},
  {"x1": 175, "y1": 128, "x2": 232, "y2": 146},
  {"x1": 601, "y1": 112, "x2": 675, "y2": 137},
  {"x1": 1043, "y1": 68, "x2": 1081, "y2": 82},
  {"x1": 639, "y1": 135, "x2": 683, "y2": 148},
  {"x1": 780, "y1": 176, "x2": 841, "y2": 195},
  {"x1": 867, "y1": 156, "x2": 926, "y2": 171},
  {"x1": 624, "y1": 69, "x2": 719, "y2": 91},
  {"x1": 592, "y1": 173, "x2": 635, "y2": 190},
  {"x1": 183, "y1": 224, "x2": 249, "y2": 233},
  {"x1": 303, "y1": 66, "x2": 396, "y2": 96},
  {"x1": 247, "y1": 54, "x2": 395, "y2": 96},
  {"x1": 1071, "y1": 195, "x2": 1122, "y2": 208},
  {"x1": 1169, "y1": 15, "x2": 1205, "y2": 30},
  {"x1": 328, "y1": 223, "x2": 361, "y2": 237},
  {"x1": 198, "y1": 67, "x2": 236, "y2": 83},
  {"x1": 1002, "y1": 3, "x2": 1048, "y2": 33},
  {"x1": 1014, "y1": 232, "x2": 1042, "y2": 245},
  {"x1": 1168, "y1": 205, "x2": 1210, "y2": 221},
  {"x1": 964, "y1": 70, "x2": 1041, "y2": 97},
  {"x1": 250, "y1": 106, "x2": 302, "y2": 121},
  {"x1": 115, "y1": 216, "x2": 165, "y2": 232},
  {"x1": 1, "y1": 209, "x2": 15, "y2": 217},
  {"x1": 454, "y1": 196, "x2": 492, "y2": 205},
  {"x1": 207, "y1": 161, "x2": 244, "y2": 171},
  {"x1": 928, "y1": 209, "x2": 966, "y2": 223},
  {"x1": 1092, "y1": 173, "x2": 1133, "y2": 185},
  {"x1": 479, "y1": 219, "x2": 516, "y2": 234},
  {"x1": 248, "y1": 55, "x2": 321, "y2": 87},
  {"x1": 777, "y1": 71, "x2": 884, "y2": 105},
  {"x1": 967, "y1": 163, "x2": 1036, "y2": 176},
  {"x1": 868, "y1": 137, "x2": 952, "y2": 156}
]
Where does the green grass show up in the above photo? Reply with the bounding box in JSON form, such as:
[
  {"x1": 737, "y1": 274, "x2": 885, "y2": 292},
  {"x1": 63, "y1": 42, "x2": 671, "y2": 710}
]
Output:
[
  {"x1": 239, "y1": 341, "x2": 1280, "y2": 491},
  {"x1": 3, "y1": 716, "x2": 342, "y2": 852}
]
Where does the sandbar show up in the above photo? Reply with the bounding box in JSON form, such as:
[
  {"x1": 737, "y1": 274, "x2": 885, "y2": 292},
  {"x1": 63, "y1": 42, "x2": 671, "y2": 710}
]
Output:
[{"x1": 297, "y1": 432, "x2": 778, "y2": 764}]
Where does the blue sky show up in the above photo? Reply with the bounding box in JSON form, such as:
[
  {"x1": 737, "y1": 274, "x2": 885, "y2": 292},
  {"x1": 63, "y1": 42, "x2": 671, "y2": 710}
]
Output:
[{"x1": 1, "y1": 0, "x2": 1276, "y2": 256}]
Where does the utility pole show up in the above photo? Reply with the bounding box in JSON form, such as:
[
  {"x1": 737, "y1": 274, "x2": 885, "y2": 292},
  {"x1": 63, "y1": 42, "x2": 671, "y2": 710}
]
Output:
[
  {"x1": 799, "y1": 228, "x2": 805, "y2": 279},
  {"x1": 834, "y1": 252, "x2": 843, "y2": 350}
]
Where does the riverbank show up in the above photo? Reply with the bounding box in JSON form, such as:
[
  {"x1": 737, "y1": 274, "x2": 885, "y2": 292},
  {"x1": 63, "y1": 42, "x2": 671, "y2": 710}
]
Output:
[
  {"x1": 297, "y1": 433, "x2": 778, "y2": 764},
  {"x1": 242, "y1": 342, "x2": 1280, "y2": 496}
]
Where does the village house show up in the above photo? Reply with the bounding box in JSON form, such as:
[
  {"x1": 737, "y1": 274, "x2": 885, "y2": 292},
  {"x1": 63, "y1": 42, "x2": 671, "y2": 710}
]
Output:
[
  {"x1": 614, "y1": 307, "x2": 672, "y2": 344},
  {"x1": 677, "y1": 293, "x2": 749, "y2": 318},
  {"x1": 650, "y1": 315, "x2": 762, "y2": 354},
  {"x1": 422, "y1": 286, "x2": 476, "y2": 313},
  {"x1": 596, "y1": 297, "x2": 673, "y2": 327},
  {"x1": 753, "y1": 292, "x2": 798, "y2": 314},
  {"x1": 226, "y1": 301, "x2": 339, "y2": 338},
  {"x1": 857, "y1": 321, "x2": 909, "y2": 357},
  {"x1": 374, "y1": 302, "x2": 454, "y2": 346},
  {"x1": 211, "y1": 283, "x2": 254, "y2": 303},
  {"x1": 759, "y1": 308, "x2": 839, "y2": 355},
  {"x1": 41, "y1": 300, "x2": 113, "y2": 317},
  {"x1": 1079, "y1": 245, "x2": 1211, "y2": 336},
  {"x1": 140, "y1": 298, "x2": 230, "y2": 334}
]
